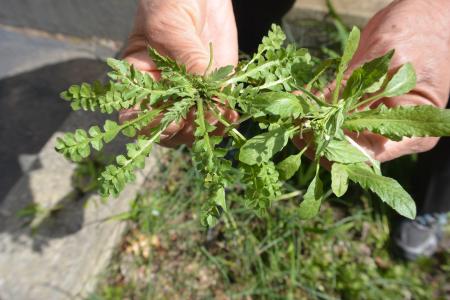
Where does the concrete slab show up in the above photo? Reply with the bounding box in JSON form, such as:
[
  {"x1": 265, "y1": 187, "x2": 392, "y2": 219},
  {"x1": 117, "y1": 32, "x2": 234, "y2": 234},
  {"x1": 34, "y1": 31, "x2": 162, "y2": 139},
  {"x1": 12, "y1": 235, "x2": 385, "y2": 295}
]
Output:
[
  {"x1": 0, "y1": 0, "x2": 137, "y2": 41},
  {"x1": 0, "y1": 107, "x2": 166, "y2": 299},
  {"x1": 0, "y1": 58, "x2": 109, "y2": 202},
  {"x1": 0, "y1": 27, "x2": 116, "y2": 79},
  {"x1": 0, "y1": 24, "x2": 154, "y2": 299}
]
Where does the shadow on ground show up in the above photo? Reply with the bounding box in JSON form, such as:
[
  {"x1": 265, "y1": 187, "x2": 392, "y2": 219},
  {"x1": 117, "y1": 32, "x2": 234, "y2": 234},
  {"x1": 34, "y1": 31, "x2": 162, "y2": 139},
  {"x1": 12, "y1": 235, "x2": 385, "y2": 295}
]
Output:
[
  {"x1": 0, "y1": 58, "x2": 108, "y2": 200},
  {"x1": 0, "y1": 59, "x2": 108, "y2": 250}
]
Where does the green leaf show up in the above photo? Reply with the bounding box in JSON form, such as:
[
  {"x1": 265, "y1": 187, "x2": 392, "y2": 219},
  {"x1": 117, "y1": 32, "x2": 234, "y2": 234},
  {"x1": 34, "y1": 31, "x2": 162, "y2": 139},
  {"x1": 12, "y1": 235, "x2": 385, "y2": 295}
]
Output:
[
  {"x1": 314, "y1": 106, "x2": 346, "y2": 156},
  {"x1": 213, "y1": 187, "x2": 226, "y2": 211},
  {"x1": 383, "y1": 63, "x2": 416, "y2": 97},
  {"x1": 103, "y1": 120, "x2": 120, "y2": 143},
  {"x1": 122, "y1": 126, "x2": 137, "y2": 138},
  {"x1": 340, "y1": 27, "x2": 360, "y2": 71},
  {"x1": 344, "y1": 164, "x2": 416, "y2": 219},
  {"x1": 99, "y1": 137, "x2": 154, "y2": 197},
  {"x1": 205, "y1": 215, "x2": 218, "y2": 227},
  {"x1": 259, "y1": 24, "x2": 286, "y2": 52},
  {"x1": 88, "y1": 126, "x2": 102, "y2": 137},
  {"x1": 208, "y1": 65, "x2": 234, "y2": 81},
  {"x1": 305, "y1": 58, "x2": 337, "y2": 90},
  {"x1": 344, "y1": 105, "x2": 450, "y2": 140},
  {"x1": 333, "y1": 26, "x2": 360, "y2": 103},
  {"x1": 80, "y1": 83, "x2": 91, "y2": 98},
  {"x1": 331, "y1": 163, "x2": 349, "y2": 197},
  {"x1": 366, "y1": 74, "x2": 387, "y2": 94},
  {"x1": 147, "y1": 47, "x2": 184, "y2": 74},
  {"x1": 324, "y1": 139, "x2": 367, "y2": 163},
  {"x1": 298, "y1": 171, "x2": 323, "y2": 219},
  {"x1": 343, "y1": 50, "x2": 393, "y2": 100},
  {"x1": 276, "y1": 152, "x2": 302, "y2": 180},
  {"x1": 239, "y1": 127, "x2": 292, "y2": 165},
  {"x1": 291, "y1": 61, "x2": 314, "y2": 86},
  {"x1": 252, "y1": 92, "x2": 304, "y2": 119},
  {"x1": 107, "y1": 58, "x2": 129, "y2": 75}
]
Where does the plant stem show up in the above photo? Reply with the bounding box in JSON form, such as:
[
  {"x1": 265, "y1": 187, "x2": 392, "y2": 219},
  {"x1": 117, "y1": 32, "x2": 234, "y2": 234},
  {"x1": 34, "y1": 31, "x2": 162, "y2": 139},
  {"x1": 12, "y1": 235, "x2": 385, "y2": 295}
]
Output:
[
  {"x1": 275, "y1": 190, "x2": 303, "y2": 201},
  {"x1": 295, "y1": 86, "x2": 331, "y2": 107},
  {"x1": 119, "y1": 105, "x2": 168, "y2": 132},
  {"x1": 204, "y1": 42, "x2": 214, "y2": 76},
  {"x1": 196, "y1": 98, "x2": 214, "y2": 154},
  {"x1": 241, "y1": 50, "x2": 263, "y2": 72},
  {"x1": 119, "y1": 126, "x2": 165, "y2": 170},
  {"x1": 256, "y1": 76, "x2": 292, "y2": 91},
  {"x1": 225, "y1": 60, "x2": 279, "y2": 85},
  {"x1": 344, "y1": 135, "x2": 381, "y2": 174},
  {"x1": 208, "y1": 104, "x2": 247, "y2": 143},
  {"x1": 350, "y1": 93, "x2": 385, "y2": 111}
]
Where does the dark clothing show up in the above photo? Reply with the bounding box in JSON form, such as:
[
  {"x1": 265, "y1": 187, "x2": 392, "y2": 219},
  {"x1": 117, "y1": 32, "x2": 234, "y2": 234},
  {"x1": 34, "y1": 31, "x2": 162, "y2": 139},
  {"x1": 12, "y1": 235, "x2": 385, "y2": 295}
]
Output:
[
  {"x1": 232, "y1": 0, "x2": 295, "y2": 54},
  {"x1": 412, "y1": 99, "x2": 450, "y2": 215}
]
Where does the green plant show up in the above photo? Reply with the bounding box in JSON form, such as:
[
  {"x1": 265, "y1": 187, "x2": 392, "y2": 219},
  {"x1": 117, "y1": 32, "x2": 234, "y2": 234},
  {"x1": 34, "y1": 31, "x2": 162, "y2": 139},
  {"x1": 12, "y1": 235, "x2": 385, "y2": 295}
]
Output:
[
  {"x1": 91, "y1": 150, "x2": 448, "y2": 300},
  {"x1": 56, "y1": 25, "x2": 450, "y2": 225}
]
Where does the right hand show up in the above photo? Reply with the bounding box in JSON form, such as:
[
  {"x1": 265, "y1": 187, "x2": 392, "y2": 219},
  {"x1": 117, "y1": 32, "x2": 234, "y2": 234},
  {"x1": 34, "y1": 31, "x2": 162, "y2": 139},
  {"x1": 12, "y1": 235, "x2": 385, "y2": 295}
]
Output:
[{"x1": 120, "y1": 0, "x2": 239, "y2": 147}]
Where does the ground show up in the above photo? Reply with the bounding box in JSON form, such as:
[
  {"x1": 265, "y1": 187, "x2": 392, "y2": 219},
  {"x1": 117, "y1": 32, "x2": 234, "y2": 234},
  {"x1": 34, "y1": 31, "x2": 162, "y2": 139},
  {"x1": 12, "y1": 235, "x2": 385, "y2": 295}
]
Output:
[{"x1": 88, "y1": 149, "x2": 450, "y2": 300}]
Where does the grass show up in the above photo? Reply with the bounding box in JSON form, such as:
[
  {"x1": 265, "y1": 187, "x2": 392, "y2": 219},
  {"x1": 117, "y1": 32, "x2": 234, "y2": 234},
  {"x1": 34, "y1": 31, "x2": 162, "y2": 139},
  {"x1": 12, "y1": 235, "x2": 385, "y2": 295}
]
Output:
[{"x1": 88, "y1": 148, "x2": 449, "y2": 300}]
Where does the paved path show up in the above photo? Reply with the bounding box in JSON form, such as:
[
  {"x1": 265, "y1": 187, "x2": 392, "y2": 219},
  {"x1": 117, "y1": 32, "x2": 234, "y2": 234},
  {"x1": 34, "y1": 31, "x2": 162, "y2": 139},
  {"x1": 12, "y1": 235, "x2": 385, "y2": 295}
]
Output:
[
  {"x1": 0, "y1": 27, "x2": 115, "y2": 202},
  {"x1": 0, "y1": 26, "x2": 156, "y2": 300}
]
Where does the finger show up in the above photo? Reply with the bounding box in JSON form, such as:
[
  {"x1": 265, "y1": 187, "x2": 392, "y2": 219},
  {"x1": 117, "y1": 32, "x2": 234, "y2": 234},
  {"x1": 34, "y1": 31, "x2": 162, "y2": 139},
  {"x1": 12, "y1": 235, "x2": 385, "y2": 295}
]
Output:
[
  {"x1": 204, "y1": 0, "x2": 239, "y2": 67},
  {"x1": 118, "y1": 108, "x2": 139, "y2": 125},
  {"x1": 158, "y1": 107, "x2": 196, "y2": 148},
  {"x1": 162, "y1": 106, "x2": 198, "y2": 148},
  {"x1": 350, "y1": 130, "x2": 439, "y2": 162},
  {"x1": 123, "y1": 48, "x2": 162, "y2": 80},
  {"x1": 144, "y1": 1, "x2": 211, "y2": 74},
  {"x1": 225, "y1": 109, "x2": 239, "y2": 124}
]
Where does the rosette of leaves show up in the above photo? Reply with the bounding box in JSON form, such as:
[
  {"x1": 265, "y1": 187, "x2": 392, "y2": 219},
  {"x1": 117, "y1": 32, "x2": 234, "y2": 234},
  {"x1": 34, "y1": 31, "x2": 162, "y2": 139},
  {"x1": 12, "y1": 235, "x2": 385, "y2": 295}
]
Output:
[{"x1": 56, "y1": 24, "x2": 450, "y2": 225}]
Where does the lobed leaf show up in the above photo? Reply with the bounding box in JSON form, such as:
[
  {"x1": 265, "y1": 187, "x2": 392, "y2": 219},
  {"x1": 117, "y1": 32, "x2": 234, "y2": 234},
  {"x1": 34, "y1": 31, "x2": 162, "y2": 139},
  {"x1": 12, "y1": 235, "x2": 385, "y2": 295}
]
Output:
[
  {"x1": 344, "y1": 163, "x2": 416, "y2": 219},
  {"x1": 333, "y1": 26, "x2": 360, "y2": 103},
  {"x1": 383, "y1": 63, "x2": 416, "y2": 97},
  {"x1": 252, "y1": 91, "x2": 304, "y2": 119},
  {"x1": 344, "y1": 105, "x2": 450, "y2": 140},
  {"x1": 298, "y1": 171, "x2": 323, "y2": 219},
  {"x1": 331, "y1": 163, "x2": 349, "y2": 197},
  {"x1": 239, "y1": 127, "x2": 293, "y2": 165},
  {"x1": 343, "y1": 50, "x2": 393, "y2": 101},
  {"x1": 324, "y1": 139, "x2": 368, "y2": 163},
  {"x1": 208, "y1": 65, "x2": 234, "y2": 82},
  {"x1": 276, "y1": 152, "x2": 302, "y2": 181}
]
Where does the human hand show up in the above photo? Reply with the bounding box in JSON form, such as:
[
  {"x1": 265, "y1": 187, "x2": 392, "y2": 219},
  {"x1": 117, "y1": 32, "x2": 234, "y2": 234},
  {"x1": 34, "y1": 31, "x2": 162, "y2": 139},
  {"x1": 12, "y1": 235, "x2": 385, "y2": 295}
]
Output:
[
  {"x1": 343, "y1": 0, "x2": 450, "y2": 162},
  {"x1": 119, "y1": 0, "x2": 239, "y2": 147},
  {"x1": 296, "y1": 0, "x2": 450, "y2": 162}
]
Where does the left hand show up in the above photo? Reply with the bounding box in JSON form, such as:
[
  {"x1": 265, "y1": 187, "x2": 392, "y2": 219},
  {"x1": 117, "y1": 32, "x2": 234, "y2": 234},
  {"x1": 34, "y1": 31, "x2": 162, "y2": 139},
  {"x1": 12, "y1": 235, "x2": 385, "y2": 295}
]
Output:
[{"x1": 295, "y1": 0, "x2": 450, "y2": 162}]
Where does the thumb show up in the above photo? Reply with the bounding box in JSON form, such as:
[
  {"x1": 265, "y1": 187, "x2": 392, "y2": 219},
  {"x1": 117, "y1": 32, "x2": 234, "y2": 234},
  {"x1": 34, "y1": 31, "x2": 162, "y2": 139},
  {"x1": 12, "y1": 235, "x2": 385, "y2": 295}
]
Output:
[{"x1": 144, "y1": 3, "x2": 210, "y2": 74}]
